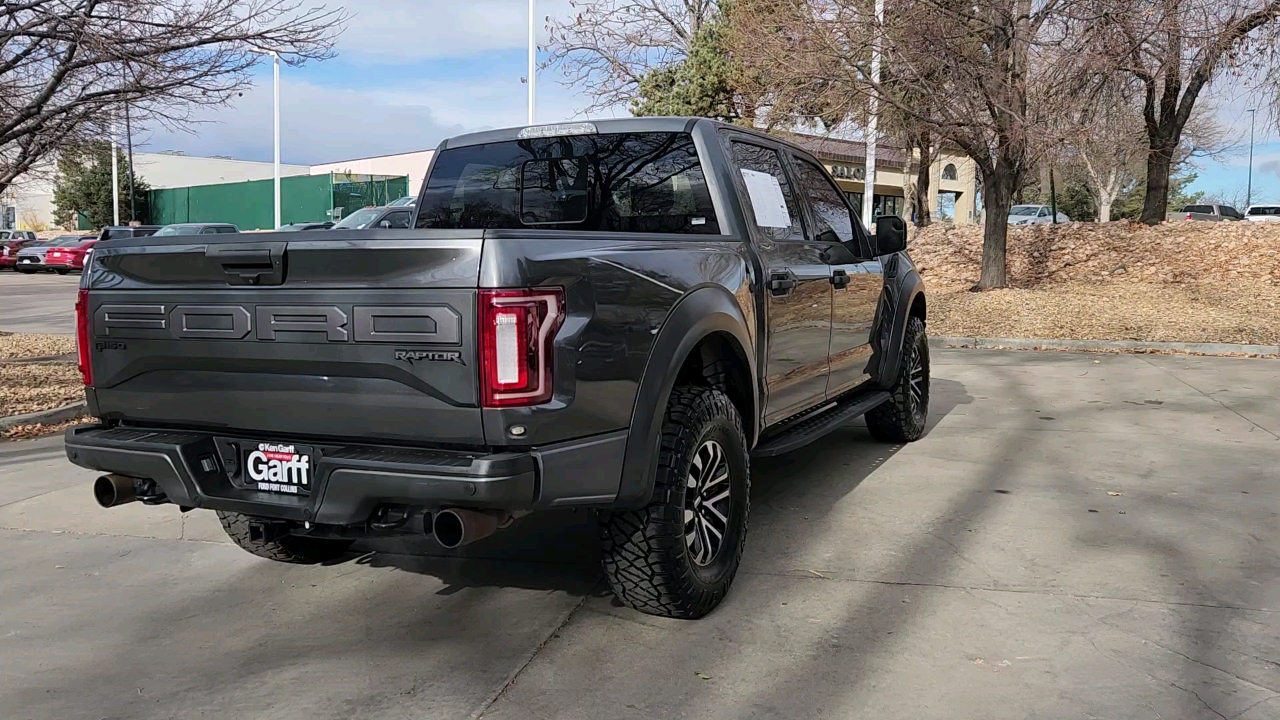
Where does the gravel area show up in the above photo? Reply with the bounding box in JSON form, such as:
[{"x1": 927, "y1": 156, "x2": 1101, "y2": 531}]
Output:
[
  {"x1": 0, "y1": 333, "x2": 76, "y2": 360},
  {"x1": 928, "y1": 280, "x2": 1280, "y2": 345},
  {"x1": 0, "y1": 362, "x2": 83, "y2": 417}
]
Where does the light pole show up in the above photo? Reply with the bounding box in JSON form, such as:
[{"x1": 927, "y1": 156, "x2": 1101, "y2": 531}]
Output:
[
  {"x1": 861, "y1": 0, "x2": 884, "y2": 226},
  {"x1": 111, "y1": 126, "x2": 120, "y2": 227},
  {"x1": 528, "y1": 0, "x2": 536, "y2": 125},
  {"x1": 1247, "y1": 108, "x2": 1256, "y2": 208},
  {"x1": 252, "y1": 49, "x2": 282, "y2": 229}
]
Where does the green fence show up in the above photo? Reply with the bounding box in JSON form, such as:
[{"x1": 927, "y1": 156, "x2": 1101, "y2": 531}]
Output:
[{"x1": 148, "y1": 174, "x2": 410, "y2": 230}]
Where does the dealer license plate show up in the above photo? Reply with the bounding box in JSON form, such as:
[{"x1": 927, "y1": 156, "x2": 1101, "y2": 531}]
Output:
[{"x1": 244, "y1": 442, "x2": 313, "y2": 495}]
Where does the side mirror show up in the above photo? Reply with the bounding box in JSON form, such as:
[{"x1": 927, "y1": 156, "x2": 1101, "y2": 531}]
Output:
[
  {"x1": 874, "y1": 215, "x2": 907, "y2": 255},
  {"x1": 377, "y1": 220, "x2": 392, "y2": 229}
]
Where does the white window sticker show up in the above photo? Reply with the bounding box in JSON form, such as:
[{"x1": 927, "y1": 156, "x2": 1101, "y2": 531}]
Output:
[{"x1": 740, "y1": 169, "x2": 792, "y2": 229}]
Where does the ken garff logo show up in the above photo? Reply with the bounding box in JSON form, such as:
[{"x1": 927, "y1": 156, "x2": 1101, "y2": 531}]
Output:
[{"x1": 395, "y1": 349, "x2": 465, "y2": 366}]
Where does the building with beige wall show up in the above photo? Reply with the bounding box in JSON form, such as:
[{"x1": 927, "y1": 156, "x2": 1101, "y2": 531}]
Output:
[
  {"x1": 308, "y1": 149, "x2": 435, "y2": 202},
  {"x1": 792, "y1": 135, "x2": 980, "y2": 224}
]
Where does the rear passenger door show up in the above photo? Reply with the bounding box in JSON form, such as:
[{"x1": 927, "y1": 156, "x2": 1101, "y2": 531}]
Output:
[
  {"x1": 789, "y1": 154, "x2": 882, "y2": 398},
  {"x1": 728, "y1": 139, "x2": 833, "y2": 426}
]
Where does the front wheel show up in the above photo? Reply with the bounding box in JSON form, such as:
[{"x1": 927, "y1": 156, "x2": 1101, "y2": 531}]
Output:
[
  {"x1": 54, "y1": 268, "x2": 68, "y2": 275},
  {"x1": 598, "y1": 386, "x2": 750, "y2": 619},
  {"x1": 866, "y1": 315, "x2": 929, "y2": 442}
]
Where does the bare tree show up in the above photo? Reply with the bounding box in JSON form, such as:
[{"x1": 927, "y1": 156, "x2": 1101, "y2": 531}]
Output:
[
  {"x1": 545, "y1": 0, "x2": 719, "y2": 114},
  {"x1": 731, "y1": 0, "x2": 1082, "y2": 288},
  {"x1": 0, "y1": 0, "x2": 346, "y2": 197},
  {"x1": 1080, "y1": 0, "x2": 1280, "y2": 224}
]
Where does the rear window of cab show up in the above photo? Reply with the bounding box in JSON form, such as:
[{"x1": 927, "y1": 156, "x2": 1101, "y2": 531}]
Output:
[{"x1": 416, "y1": 132, "x2": 720, "y2": 234}]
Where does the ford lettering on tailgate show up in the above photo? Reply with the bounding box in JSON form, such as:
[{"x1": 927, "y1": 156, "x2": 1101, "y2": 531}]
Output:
[{"x1": 94, "y1": 304, "x2": 462, "y2": 345}]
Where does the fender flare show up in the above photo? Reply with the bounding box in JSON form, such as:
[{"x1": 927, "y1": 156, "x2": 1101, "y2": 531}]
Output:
[
  {"x1": 613, "y1": 286, "x2": 758, "y2": 508},
  {"x1": 875, "y1": 268, "x2": 926, "y2": 388}
]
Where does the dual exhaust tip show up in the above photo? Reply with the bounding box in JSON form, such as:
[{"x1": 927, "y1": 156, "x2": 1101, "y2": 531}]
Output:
[{"x1": 93, "y1": 475, "x2": 514, "y2": 550}]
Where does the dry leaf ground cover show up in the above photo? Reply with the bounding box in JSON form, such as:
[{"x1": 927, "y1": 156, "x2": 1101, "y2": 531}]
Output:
[
  {"x1": 0, "y1": 332, "x2": 76, "y2": 359},
  {"x1": 0, "y1": 362, "x2": 83, "y2": 417},
  {"x1": 913, "y1": 222, "x2": 1280, "y2": 345}
]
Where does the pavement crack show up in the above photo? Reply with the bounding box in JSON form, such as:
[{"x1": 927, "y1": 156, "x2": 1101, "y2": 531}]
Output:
[
  {"x1": 1171, "y1": 682, "x2": 1229, "y2": 720},
  {"x1": 740, "y1": 569, "x2": 1280, "y2": 614},
  {"x1": 1138, "y1": 357, "x2": 1280, "y2": 441},
  {"x1": 470, "y1": 582, "x2": 596, "y2": 719},
  {"x1": 1230, "y1": 694, "x2": 1278, "y2": 719}
]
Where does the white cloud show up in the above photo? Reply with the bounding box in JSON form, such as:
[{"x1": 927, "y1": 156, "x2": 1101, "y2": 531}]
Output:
[
  {"x1": 326, "y1": 0, "x2": 573, "y2": 61},
  {"x1": 134, "y1": 72, "x2": 608, "y2": 165}
]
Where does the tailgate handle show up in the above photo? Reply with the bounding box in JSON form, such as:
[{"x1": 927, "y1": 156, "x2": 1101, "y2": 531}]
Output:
[{"x1": 205, "y1": 243, "x2": 287, "y2": 286}]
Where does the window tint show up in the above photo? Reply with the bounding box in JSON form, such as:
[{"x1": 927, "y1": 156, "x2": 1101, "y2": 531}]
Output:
[
  {"x1": 417, "y1": 132, "x2": 719, "y2": 234},
  {"x1": 793, "y1": 158, "x2": 853, "y2": 243},
  {"x1": 729, "y1": 142, "x2": 802, "y2": 241},
  {"x1": 215, "y1": 226, "x2": 238, "y2": 233},
  {"x1": 1183, "y1": 205, "x2": 1213, "y2": 214},
  {"x1": 1223, "y1": 206, "x2": 1240, "y2": 218},
  {"x1": 1248, "y1": 206, "x2": 1280, "y2": 215},
  {"x1": 385, "y1": 211, "x2": 412, "y2": 229}
]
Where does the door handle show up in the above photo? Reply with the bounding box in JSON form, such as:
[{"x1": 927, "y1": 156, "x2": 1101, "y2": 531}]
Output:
[
  {"x1": 768, "y1": 272, "x2": 796, "y2": 296},
  {"x1": 831, "y1": 269, "x2": 850, "y2": 289}
]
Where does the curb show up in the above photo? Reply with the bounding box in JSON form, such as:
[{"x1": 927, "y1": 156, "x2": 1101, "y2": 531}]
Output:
[
  {"x1": 931, "y1": 336, "x2": 1280, "y2": 358},
  {"x1": 0, "y1": 354, "x2": 76, "y2": 365},
  {"x1": 0, "y1": 401, "x2": 88, "y2": 431}
]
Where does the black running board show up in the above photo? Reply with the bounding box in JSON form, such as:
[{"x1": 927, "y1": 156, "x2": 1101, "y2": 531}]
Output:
[{"x1": 751, "y1": 391, "x2": 891, "y2": 458}]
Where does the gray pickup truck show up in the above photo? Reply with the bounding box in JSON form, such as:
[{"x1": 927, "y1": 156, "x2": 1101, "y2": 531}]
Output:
[{"x1": 66, "y1": 118, "x2": 929, "y2": 619}]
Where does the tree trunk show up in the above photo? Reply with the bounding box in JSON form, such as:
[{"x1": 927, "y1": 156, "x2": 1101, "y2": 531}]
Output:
[
  {"x1": 913, "y1": 132, "x2": 932, "y2": 227},
  {"x1": 977, "y1": 163, "x2": 1014, "y2": 289},
  {"x1": 1097, "y1": 193, "x2": 1113, "y2": 223},
  {"x1": 1140, "y1": 136, "x2": 1175, "y2": 225}
]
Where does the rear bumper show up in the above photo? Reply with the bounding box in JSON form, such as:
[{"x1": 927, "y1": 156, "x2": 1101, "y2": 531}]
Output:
[{"x1": 65, "y1": 424, "x2": 628, "y2": 525}]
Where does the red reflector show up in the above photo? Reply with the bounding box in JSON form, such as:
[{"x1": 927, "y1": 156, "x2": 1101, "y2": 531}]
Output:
[
  {"x1": 75, "y1": 288, "x2": 93, "y2": 386},
  {"x1": 478, "y1": 288, "x2": 564, "y2": 408}
]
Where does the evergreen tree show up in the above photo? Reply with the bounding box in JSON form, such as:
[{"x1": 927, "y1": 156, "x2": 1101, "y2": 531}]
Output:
[
  {"x1": 630, "y1": 10, "x2": 745, "y2": 122},
  {"x1": 52, "y1": 142, "x2": 150, "y2": 229}
]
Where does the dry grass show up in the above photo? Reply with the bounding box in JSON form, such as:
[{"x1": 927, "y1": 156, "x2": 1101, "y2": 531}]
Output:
[
  {"x1": 928, "y1": 281, "x2": 1280, "y2": 345},
  {"x1": 0, "y1": 332, "x2": 76, "y2": 359},
  {"x1": 2, "y1": 417, "x2": 92, "y2": 440},
  {"x1": 0, "y1": 362, "x2": 83, "y2": 416}
]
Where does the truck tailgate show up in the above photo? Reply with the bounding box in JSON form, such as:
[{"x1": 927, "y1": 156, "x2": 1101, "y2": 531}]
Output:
[{"x1": 85, "y1": 230, "x2": 486, "y2": 445}]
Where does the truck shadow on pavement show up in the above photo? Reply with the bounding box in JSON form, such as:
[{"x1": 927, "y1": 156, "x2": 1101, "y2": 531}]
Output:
[{"x1": 353, "y1": 378, "x2": 974, "y2": 597}]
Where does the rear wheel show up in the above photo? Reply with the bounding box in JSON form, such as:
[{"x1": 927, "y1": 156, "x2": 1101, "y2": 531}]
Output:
[
  {"x1": 866, "y1": 316, "x2": 929, "y2": 442},
  {"x1": 54, "y1": 268, "x2": 68, "y2": 275},
  {"x1": 216, "y1": 511, "x2": 353, "y2": 564},
  {"x1": 598, "y1": 386, "x2": 749, "y2": 619},
  {"x1": 16, "y1": 268, "x2": 34, "y2": 274}
]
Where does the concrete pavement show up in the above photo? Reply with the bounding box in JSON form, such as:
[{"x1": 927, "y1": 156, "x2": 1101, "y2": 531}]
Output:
[
  {"x1": 1, "y1": 350, "x2": 1278, "y2": 719},
  {"x1": 0, "y1": 270, "x2": 79, "y2": 334}
]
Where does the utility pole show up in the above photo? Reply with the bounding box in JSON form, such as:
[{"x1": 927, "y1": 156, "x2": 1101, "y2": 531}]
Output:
[
  {"x1": 861, "y1": 0, "x2": 884, "y2": 226},
  {"x1": 124, "y1": 100, "x2": 137, "y2": 224},
  {"x1": 528, "y1": 0, "x2": 536, "y2": 125},
  {"x1": 1247, "y1": 108, "x2": 1256, "y2": 208},
  {"x1": 111, "y1": 122, "x2": 120, "y2": 227},
  {"x1": 273, "y1": 51, "x2": 281, "y2": 229}
]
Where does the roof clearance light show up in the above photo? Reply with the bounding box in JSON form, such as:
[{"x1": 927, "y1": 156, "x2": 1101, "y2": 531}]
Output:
[{"x1": 517, "y1": 122, "x2": 598, "y2": 139}]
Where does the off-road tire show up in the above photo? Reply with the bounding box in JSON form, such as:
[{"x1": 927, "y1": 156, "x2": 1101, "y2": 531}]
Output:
[
  {"x1": 598, "y1": 386, "x2": 750, "y2": 619},
  {"x1": 216, "y1": 511, "x2": 353, "y2": 564},
  {"x1": 866, "y1": 316, "x2": 929, "y2": 443}
]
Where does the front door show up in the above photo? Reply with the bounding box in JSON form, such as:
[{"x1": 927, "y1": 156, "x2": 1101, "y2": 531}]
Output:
[
  {"x1": 728, "y1": 140, "x2": 833, "y2": 427},
  {"x1": 789, "y1": 155, "x2": 882, "y2": 397}
]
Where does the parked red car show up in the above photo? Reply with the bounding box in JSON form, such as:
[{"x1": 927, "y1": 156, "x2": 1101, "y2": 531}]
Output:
[
  {"x1": 0, "y1": 237, "x2": 40, "y2": 269},
  {"x1": 43, "y1": 238, "x2": 97, "y2": 272}
]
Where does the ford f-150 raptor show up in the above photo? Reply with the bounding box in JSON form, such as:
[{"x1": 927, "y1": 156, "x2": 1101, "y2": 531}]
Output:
[{"x1": 66, "y1": 118, "x2": 929, "y2": 619}]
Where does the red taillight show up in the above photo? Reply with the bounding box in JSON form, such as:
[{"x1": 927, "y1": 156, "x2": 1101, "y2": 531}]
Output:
[
  {"x1": 75, "y1": 288, "x2": 93, "y2": 386},
  {"x1": 478, "y1": 288, "x2": 564, "y2": 408},
  {"x1": 1186, "y1": 213, "x2": 1193, "y2": 220}
]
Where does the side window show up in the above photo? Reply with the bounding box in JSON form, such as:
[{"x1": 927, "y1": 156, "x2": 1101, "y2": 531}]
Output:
[
  {"x1": 216, "y1": 226, "x2": 237, "y2": 233},
  {"x1": 386, "y1": 211, "x2": 412, "y2": 229},
  {"x1": 1223, "y1": 206, "x2": 1240, "y2": 219},
  {"x1": 729, "y1": 141, "x2": 802, "y2": 241},
  {"x1": 200, "y1": 226, "x2": 218, "y2": 234},
  {"x1": 1037, "y1": 207, "x2": 1049, "y2": 217},
  {"x1": 792, "y1": 158, "x2": 854, "y2": 243}
]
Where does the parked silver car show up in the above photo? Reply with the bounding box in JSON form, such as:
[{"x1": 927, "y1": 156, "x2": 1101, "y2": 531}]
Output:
[
  {"x1": 1008, "y1": 205, "x2": 1070, "y2": 225},
  {"x1": 1181, "y1": 204, "x2": 1243, "y2": 221}
]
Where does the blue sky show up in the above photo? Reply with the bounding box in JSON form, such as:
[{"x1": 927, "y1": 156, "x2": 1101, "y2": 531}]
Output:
[{"x1": 141, "y1": 0, "x2": 1278, "y2": 206}]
